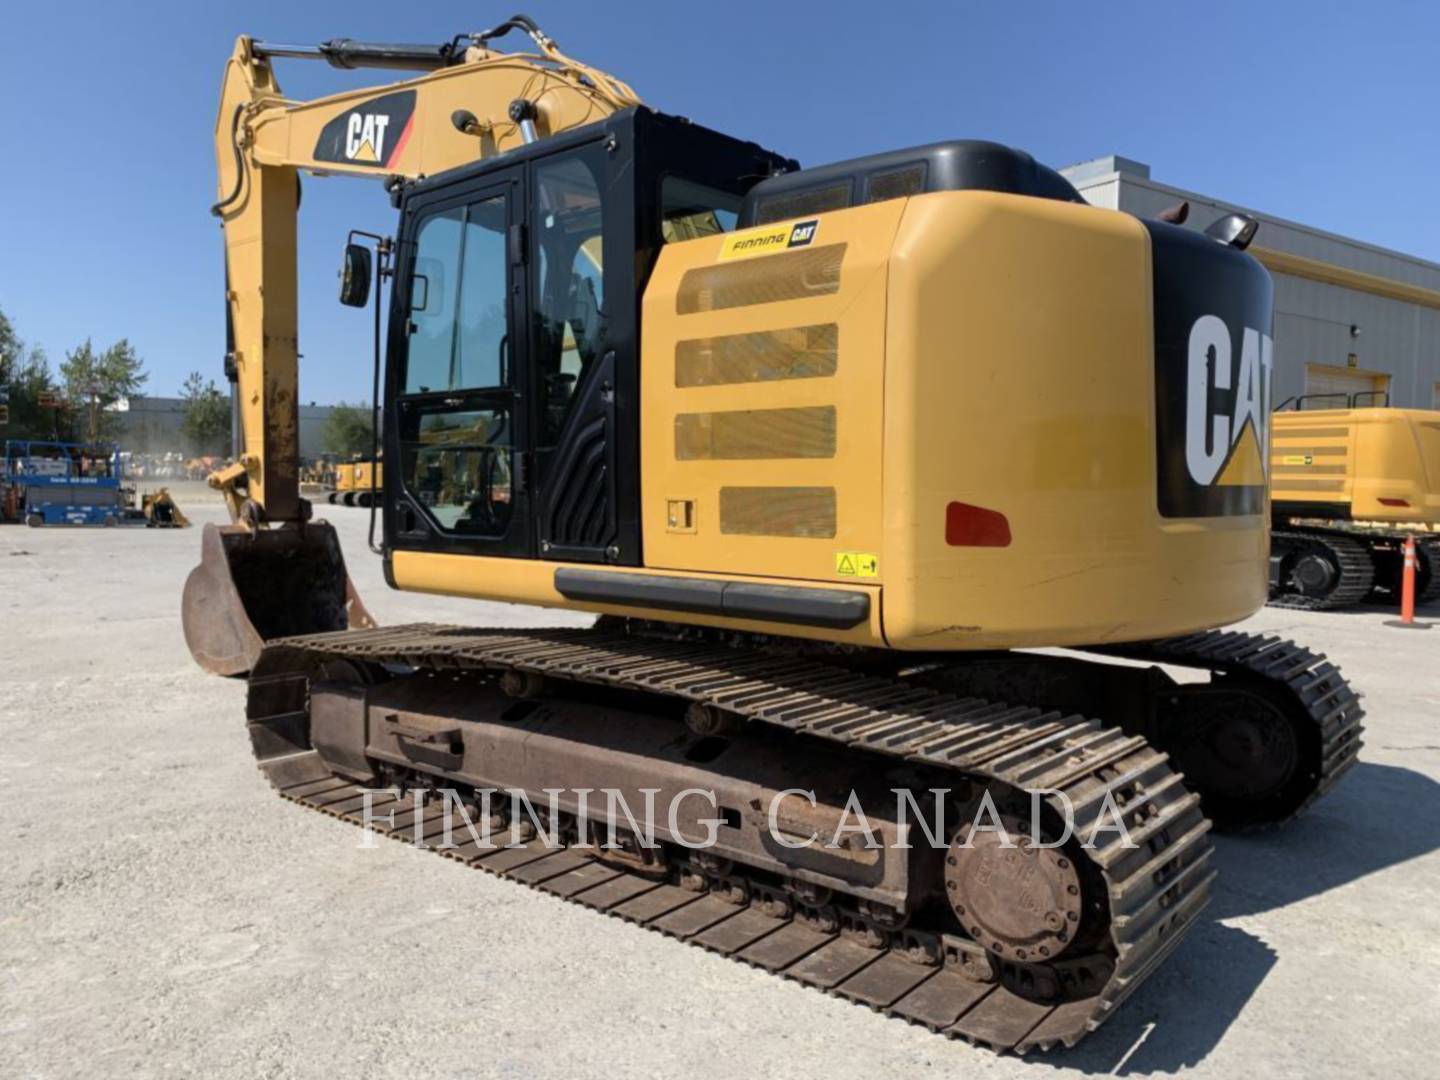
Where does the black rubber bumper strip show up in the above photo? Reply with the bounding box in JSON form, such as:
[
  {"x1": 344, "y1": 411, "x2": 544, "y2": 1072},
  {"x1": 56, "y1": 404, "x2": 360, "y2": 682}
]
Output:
[{"x1": 554, "y1": 569, "x2": 870, "y2": 629}]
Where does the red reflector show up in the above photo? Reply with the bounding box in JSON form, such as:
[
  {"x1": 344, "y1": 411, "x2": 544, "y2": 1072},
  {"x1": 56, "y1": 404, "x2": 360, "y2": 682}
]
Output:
[
  {"x1": 945, "y1": 501, "x2": 1012, "y2": 547},
  {"x1": 1378, "y1": 498, "x2": 1411, "y2": 507}
]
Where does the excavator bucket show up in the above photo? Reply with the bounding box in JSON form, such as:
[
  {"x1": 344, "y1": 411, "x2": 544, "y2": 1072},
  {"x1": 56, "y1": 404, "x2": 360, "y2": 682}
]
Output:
[{"x1": 182, "y1": 522, "x2": 376, "y2": 676}]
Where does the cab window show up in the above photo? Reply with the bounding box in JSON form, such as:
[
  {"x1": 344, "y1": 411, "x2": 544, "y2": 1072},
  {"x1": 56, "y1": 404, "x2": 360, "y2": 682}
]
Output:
[
  {"x1": 399, "y1": 192, "x2": 515, "y2": 538},
  {"x1": 534, "y1": 153, "x2": 609, "y2": 449},
  {"x1": 403, "y1": 196, "x2": 509, "y2": 394},
  {"x1": 660, "y1": 177, "x2": 742, "y2": 243}
]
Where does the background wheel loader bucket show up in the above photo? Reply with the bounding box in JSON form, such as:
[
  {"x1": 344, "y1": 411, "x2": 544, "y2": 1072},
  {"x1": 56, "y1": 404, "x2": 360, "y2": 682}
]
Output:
[{"x1": 182, "y1": 522, "x2": 376, "y2": 676}]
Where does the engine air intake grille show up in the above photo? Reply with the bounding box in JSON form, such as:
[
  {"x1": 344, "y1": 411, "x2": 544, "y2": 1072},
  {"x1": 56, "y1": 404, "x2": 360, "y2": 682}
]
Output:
[
  {"x1": 676, "y1": 245, "x2": 845, "y2": 314},
  {"x1": 719, "y1": 486, "x2": 837, "y2": 538},
  {"x1": 675, "y1": 406, "x2": 836, "y2": 460},
  {"x1": 753, "y1": 183, "x2": 851, "y2": 225},
  {"x1": 675, "y1": 324, "x2": 839, "y2": 388},
  {"x1": 867, "y1": 164, "x2": 926, "y2": 202}
]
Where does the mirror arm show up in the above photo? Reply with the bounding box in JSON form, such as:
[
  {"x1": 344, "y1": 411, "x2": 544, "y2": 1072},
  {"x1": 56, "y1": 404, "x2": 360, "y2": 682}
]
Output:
[{"x1": 343, "y1": 229, "x2": 394, "y2": 556}]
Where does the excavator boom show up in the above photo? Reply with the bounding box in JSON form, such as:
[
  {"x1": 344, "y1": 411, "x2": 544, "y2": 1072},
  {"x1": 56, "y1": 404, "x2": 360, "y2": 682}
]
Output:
[
  {"x1": 184, "y1": 20, "x2": 640, "y2": 673},
  {"x1": 212, "y1": 20, "x2": 639, "y2": 520}
]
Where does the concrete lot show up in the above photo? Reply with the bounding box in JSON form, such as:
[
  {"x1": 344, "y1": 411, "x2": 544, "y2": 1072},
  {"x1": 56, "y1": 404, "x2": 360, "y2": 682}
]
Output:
[{"x1": 3, "y1": 491, "x2": 1438, "y2": 1079}]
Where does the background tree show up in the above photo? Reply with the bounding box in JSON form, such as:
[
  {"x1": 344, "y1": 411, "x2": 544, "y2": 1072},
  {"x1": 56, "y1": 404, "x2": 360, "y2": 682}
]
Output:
[
  {"x1": 59, "y1": 338, "x2": 147, "y2": 443},
  {"x1": 322, "y1": 402, "x2": 376, "y2": 459},
  {"x1": 0, "y1": 304, "x2": 62, "y2": 439},
  {"x1": 179, "y1": 371, "x2": 231, "y2": 456}
]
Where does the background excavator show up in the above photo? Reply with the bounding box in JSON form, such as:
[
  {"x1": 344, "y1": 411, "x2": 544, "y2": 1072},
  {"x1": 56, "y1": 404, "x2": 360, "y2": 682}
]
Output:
[
  {"x1": 1269, "y1": 396, "x2": 1440, "y2": 608},
  {"x1": 181, "y1": 16, "x2": 1365, "y2": 1053},
  {"x1": 325, "y1": 457, "x2": 384, "y2": 507}
]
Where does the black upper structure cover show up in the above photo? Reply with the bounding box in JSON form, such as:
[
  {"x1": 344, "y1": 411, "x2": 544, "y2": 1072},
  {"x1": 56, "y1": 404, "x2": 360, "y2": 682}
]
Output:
[{"x1": 739, "y1": 140, "x2": 1084, "y2": 227}]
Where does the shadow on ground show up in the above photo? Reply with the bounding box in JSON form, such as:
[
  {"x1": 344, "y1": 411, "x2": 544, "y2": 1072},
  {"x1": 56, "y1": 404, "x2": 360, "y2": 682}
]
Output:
[
  {"x1": 1035, "y1": 921, "x2": 1276, "y2": 1075},
  {"x1": 1209, "y1": 760, "x2": 1440, "y2": 920},
  {"x1": 1035, "y1": 761, "x2": 1439, "y2": 1073},
  {"x1": 1265, "y1": 597, "x2": 1440, "y2": 618}
]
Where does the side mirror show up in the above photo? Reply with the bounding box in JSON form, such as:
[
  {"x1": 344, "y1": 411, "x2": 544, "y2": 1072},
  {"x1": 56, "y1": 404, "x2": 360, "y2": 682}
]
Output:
[{"x1": 339, "y1": 243, "x2": 372, "y2": 307}]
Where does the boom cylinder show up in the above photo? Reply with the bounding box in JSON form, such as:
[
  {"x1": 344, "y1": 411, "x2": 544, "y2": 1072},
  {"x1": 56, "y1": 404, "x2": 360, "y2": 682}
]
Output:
[{"x1": 253, "y1": 39, "x2": 463, "y2": 71}]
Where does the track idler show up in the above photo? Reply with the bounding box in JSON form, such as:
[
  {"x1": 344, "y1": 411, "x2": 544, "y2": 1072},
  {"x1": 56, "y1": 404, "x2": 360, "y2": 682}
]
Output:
[
  {"x1": 911, "y1": 629, "x2": 1363, "y2": 830},
  {"x1": 181, "y1": 521, "x2": 375, "y2": 676}
]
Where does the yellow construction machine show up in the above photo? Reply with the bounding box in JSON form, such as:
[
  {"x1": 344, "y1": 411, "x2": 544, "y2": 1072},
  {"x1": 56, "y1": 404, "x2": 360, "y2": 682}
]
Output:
[
  {"x1": 325, "y1": 457, "x2": 383, "y2": 507},
  {"x1": 181, "y1": 16, "x2": 1365, "y2": 1052},
  {"x1": 1270, "y1": 397, "x2": 1440, "y2": 608},
  {"x1": 141, "y1": 487, "x2": 191, "y2": 528}
]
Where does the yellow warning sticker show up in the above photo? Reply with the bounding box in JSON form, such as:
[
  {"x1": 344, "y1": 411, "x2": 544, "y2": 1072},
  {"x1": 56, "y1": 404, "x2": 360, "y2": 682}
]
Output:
[
  {"x1": 835, "y1": 551, "x2": 879, "y2": 578},
  {"x1": 718, "y1": 219, "x2": 819, "y2": 261},
  {"x1": 1281, "y1": 454, "x2": 1314, "y2": 466}
]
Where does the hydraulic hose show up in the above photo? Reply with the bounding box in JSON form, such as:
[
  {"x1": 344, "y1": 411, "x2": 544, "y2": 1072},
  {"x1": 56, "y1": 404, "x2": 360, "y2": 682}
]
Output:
[{"x1": 210, "y1": 105, "x2": 247, "y2": 218}]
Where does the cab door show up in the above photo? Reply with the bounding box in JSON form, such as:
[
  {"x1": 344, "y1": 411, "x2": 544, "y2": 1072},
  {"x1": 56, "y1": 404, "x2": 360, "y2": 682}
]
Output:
[{"x1": 387, "y1": 167, "x2": 532, "y2": 558}]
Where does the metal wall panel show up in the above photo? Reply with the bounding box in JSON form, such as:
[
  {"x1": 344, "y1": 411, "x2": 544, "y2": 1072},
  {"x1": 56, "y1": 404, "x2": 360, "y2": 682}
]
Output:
[{"x1": 1064, "y1": 164, "x2": 1440, "y2": 408}]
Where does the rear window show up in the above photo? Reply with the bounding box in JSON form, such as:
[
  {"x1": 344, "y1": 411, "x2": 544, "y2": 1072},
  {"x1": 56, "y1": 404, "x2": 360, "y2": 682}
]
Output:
[{"x1": 661, "y1": 177, "x2": 742, "y2": 243}]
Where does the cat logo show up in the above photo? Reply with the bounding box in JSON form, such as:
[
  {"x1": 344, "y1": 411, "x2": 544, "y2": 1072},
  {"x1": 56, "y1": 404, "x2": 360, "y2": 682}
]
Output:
[
  {"x1": 1185, "y1": 314, "x2": 1274, "y2": 489},
  {"x1": 313, "y1": 90, "x2": 417, "y2": 170},
  {"x1": 1147, "y1": 218, "x2": 1274, "y2": 519},
  {"x1": 788, "y1": 220, "x2": 818, "y2": 248},
  {"x1": 345, "y1": 114, "x2": 391, "y2": 163}
]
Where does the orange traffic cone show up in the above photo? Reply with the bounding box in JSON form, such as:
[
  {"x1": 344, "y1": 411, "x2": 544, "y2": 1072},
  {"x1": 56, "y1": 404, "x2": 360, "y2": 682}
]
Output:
[{"x1": 1385, "y1": 535, "x2": 1429, "y2": 630}]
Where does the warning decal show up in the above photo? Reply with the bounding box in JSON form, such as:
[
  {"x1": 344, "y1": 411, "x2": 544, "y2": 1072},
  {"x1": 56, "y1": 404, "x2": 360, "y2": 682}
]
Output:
[
  {"x1": 835, "y1": 551, "x2": 879, "y2": 578},
  {"x1": 1280, "y1": 454, "x2": 1314, "y2": 466}
]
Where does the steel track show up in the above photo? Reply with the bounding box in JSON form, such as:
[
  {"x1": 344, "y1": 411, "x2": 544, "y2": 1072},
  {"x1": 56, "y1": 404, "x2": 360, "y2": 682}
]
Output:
[
  {"x1": 243, "y1": 625, "x2": 1215, "y2": 1054},
  {"x1": 1270, "y1": 529, "x2": 1378, "y2": 610},
  {"x1": 1093, "y1": 628, "x2": 1365, "y2": 824}
]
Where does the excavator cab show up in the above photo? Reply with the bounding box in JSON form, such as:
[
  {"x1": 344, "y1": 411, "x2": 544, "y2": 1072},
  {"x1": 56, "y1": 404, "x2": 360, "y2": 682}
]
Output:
[{"x1": 378, "y1": 110, "x2": 789, "y2": 569}]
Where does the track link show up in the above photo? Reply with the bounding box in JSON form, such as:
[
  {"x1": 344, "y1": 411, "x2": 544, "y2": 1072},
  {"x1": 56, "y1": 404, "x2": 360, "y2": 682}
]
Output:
[
  {"x1": 245, "y1": 625, "x2": 1216, "y2": 1054},
  {"x1": 1270, "y1": 529, "x2": 1376, "y2": 610},
  {"x1": 1094, "y1": 629, "x2": 1364, "y2": 824}
]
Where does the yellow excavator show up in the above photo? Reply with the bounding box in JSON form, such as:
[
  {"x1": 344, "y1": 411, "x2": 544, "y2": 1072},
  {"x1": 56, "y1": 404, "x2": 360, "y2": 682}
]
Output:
[
  {"x1": 1270, "y1": 397, "x2": 1440, "y2": 608},
  {"x1": 181, "y1": 16, "x2": 1365, "y2": 1053},
  {"x1": 325, "y1": 457, "x2": 384, "y2": 507}
]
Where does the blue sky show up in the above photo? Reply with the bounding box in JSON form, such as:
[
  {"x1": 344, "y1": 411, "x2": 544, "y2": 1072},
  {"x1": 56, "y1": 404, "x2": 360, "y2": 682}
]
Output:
[{"x1": 1, "y1": 0, "x2": 1436, "y2": 404}]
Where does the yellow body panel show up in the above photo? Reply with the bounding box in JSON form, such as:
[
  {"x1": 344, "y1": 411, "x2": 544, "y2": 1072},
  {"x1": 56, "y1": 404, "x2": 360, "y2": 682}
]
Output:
[
  {"x1": 353, "y1": 461, "x2": 382, "y2": 491},
  {"x1": 394, "y1": 190, "x2": 1270, "y2": 650},
  {"x1": 332, "y1": 460, "x2": 382, "y2": 493},
  {"x1": 880, "y1": 193, "x2": 1264, "y2": 648},
  {"x1": 1272, "y1": 407, "x2": 1440, "y2": 524},
  {"x1": 640, "y1": 201, "x2": 902, "y2": 584},
  {"x1": 333, "y1": 463, "x2": 358, "y2": 493}
]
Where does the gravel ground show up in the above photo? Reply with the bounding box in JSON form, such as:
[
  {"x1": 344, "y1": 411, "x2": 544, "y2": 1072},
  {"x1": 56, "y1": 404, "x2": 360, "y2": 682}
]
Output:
[{"x1": 2, "y1": 497, "x2": 1437, "y2": 1079}]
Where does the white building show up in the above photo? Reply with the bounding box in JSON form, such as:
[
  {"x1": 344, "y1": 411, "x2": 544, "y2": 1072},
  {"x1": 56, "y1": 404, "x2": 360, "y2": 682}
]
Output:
[
  {"x1": 115, "y1": 395, "x2": 344, "y2": 458},
  {"x1": 1062, "y1": 155, "x2": 1440, "y2": 410}
]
